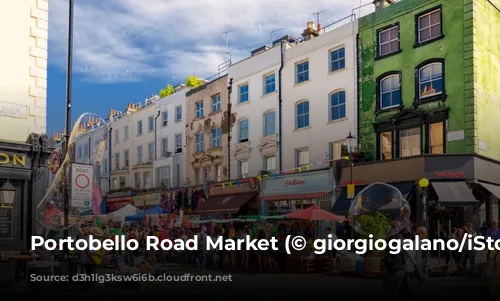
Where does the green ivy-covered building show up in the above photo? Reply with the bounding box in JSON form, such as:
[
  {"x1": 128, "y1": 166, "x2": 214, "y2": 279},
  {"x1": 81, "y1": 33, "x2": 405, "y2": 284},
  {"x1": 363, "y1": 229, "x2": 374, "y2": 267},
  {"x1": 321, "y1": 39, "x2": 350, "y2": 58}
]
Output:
[{"x1": 333, "y1": 0, "x2": 500, "y2": 228}]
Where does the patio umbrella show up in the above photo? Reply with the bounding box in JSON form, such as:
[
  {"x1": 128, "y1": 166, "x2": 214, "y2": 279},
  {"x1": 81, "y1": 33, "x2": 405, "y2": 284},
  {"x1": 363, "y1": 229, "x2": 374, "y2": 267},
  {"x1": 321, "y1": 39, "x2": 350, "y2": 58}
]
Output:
[{"x1": 286, "y1": 205, "x2": 345, "y2": 222}]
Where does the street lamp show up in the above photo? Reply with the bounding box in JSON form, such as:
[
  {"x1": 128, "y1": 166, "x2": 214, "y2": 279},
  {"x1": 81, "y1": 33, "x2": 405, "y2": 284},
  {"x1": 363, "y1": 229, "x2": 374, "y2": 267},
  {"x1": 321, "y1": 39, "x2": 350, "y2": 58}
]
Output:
[
  {"x1": 344, "y1": 132, "x2": 356, "y2": 188},
  {"x1": 418, "y1": 178, "x2": 429, "y2": 229},
  {"x1": 0, "y1": 181, "x2": 16, "y2": 204}
]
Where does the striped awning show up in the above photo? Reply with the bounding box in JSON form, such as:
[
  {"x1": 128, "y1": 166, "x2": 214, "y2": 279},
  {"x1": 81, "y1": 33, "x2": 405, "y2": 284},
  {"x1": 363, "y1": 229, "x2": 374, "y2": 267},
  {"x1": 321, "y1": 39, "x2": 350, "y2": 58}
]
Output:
[{"x1": 260, "y1": 191, "x2": 330, "y2": 201}]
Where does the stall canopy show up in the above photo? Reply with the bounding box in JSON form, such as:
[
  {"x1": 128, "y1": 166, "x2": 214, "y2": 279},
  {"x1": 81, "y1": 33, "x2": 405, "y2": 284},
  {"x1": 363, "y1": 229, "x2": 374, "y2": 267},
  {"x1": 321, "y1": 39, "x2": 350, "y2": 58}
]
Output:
[
  {"x1": 431, "y1": 181, "x2": 479, "y2": 207},
  {"x1": 147, "y1": 205, "x2": 166, "y2": 214},
  {"x1": 192, "y1": 193, "x2": 256, "y2": 215},
  {"x1": 478, "y1": 182, "x2": 500, "y2": 200},
  {"x1": 80, "y1": 209, "x2": 93, "y2": 216},
  {"x1": 107, "y1": 204, "x2": 143, "y2": 221},
  {"x1": 287, "y1": 205, "x2": 345, "y2": 221}
]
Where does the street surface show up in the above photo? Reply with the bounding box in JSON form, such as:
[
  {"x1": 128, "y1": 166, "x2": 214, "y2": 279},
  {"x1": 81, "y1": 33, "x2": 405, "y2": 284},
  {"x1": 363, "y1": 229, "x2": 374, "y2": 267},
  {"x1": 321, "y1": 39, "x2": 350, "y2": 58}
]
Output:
[{"x1": 2, "y1": 262, "x2": 490, "y2": 298}]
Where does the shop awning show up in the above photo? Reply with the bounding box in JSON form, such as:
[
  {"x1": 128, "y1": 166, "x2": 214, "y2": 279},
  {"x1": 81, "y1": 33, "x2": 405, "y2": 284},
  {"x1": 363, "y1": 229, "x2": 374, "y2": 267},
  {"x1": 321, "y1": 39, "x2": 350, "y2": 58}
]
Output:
[
  {"x1": 260, "y1": 191, "x2": 330, "y2": 201},
  {"x1": 432, "y1": 181, "x2": 479, "y2": 207},
  {"x1": 479, "y1": 182, "x2": 500, "y2": 200},
  {"x1": 192, "y1": 192, "x2": 256, "y2": 215}
]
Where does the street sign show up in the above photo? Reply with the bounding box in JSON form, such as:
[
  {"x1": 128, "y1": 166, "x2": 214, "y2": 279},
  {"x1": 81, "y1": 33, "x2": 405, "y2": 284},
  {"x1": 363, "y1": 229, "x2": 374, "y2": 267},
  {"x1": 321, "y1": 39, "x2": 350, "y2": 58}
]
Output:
[{"x1": 71, "y1": 163, "x2": 93, "y2": 208}]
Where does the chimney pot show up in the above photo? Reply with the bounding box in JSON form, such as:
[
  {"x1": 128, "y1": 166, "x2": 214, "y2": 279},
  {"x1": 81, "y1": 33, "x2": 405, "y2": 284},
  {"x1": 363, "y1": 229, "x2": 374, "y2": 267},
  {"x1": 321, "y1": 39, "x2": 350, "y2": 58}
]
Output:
[{"x1": 317, "y1": 23, "x2": 322, "y2": 33}]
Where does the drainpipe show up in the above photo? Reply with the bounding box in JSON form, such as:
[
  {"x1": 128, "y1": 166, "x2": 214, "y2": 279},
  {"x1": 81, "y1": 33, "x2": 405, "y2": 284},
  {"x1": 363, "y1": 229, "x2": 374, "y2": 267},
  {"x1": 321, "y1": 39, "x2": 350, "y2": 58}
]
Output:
[
  {"x1": 154, "y1": 110, "x2": 160, "y2": 161},
  {"x1": 227, "y1": 78, "x2": 233, "y2": 180},
  {"x1": 108, "y1": 126, "x2": 112, "y2": 192},
  {"x1": 356, "y1": 33, "x2": 361, "y2": 148},
  {"x1": 278, "y1": 40, "x2": 284, "y2": 170}
]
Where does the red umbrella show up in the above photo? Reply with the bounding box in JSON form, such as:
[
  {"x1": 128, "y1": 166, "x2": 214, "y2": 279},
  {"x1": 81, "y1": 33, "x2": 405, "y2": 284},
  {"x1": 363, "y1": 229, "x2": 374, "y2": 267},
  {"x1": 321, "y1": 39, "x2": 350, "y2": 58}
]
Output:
[{"x1": 286, "y1": 205, "x2": 345, "y2": 222}]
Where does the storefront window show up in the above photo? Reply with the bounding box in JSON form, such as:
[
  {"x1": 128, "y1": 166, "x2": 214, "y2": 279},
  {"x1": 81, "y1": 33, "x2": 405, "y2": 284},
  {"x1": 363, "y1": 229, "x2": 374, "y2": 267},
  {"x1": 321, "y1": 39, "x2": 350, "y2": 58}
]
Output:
[{"x1": 267, "y1": 199, "x2": 316, "y2": 215}]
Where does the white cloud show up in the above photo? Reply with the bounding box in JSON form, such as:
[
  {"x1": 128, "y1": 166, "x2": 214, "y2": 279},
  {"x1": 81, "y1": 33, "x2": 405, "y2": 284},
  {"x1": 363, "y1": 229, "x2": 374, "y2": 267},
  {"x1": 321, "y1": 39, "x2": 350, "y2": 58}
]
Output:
[{"x1": 48, "y1": 0, "x2": 374, "y2": 84}]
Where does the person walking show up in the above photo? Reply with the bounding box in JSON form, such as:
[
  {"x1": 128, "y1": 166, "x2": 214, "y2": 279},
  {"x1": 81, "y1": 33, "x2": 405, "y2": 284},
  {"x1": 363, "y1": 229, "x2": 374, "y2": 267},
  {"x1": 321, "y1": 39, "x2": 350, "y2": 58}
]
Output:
[
  {"x1": 462, "y1": 223, "x2": 477, "y2": 275},
  {"x1": 383, "y1": 233, "x2": 405, "y2": 300},
  {"x1": 486, "y1": 220, "x2": 500, "y2": 260}
]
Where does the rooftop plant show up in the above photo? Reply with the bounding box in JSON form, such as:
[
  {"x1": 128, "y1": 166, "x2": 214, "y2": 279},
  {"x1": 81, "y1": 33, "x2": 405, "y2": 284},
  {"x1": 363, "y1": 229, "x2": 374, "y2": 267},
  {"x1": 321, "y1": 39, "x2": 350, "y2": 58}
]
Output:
[
  {"x1": 159, "y1": 84, "x2": 175, "y2": 98},
  {"x1": 185, "y1": 75, "x2": 204, "y2": 88}
]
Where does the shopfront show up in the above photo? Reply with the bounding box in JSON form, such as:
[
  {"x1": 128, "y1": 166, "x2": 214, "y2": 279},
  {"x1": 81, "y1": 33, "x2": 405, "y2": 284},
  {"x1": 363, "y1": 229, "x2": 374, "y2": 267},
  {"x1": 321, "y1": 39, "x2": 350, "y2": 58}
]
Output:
[
  {"x1": 107, "y1": 191, "x2": 133, "y2": 212},
  {"x1": 132, "y1": 192, "x2": 160, "y2": 210},
  {"x1": 192, "y1": 178, "x2": 259, "y2": 217},
  {"x1": 260, "y1": 169, "x2": 334, "y2": 215},
  {"x1": 0, "y1": 135, "x2": 51, "y2": 251}
]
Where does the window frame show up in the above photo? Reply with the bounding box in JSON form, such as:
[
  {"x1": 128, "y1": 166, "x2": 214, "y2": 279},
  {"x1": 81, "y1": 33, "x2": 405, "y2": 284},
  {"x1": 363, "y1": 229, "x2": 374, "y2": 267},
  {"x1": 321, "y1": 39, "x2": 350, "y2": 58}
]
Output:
[
  {"x1": 398, "y1": 127, "x2": 422, "y2": 158},
  {"x1": 195, "y1": 101, "x2": 204, "y2": 119},
  {"x1": 295, "y1": 148, "x2": 310, "y2": 167},
  {"x1": 238, "y1": 160, "x2": 249, "y2": 178},
  {"x1": 212, "y1": 127, "x2": 221, "y2": 148},
  {"x1": 295, "y1": 101, "x2": 310, "y2": 129},
  {"x1": 175, "y1": 106, "x2": 182, "y2": 122},
  {"x1": 414, "y1": 58, "x2": 446, "y2": 104},
  {"x1": 379, "y1": 131, "x2": 393, "y2": 160},
  {"x1": 175, "y1": 134, "x2": 183, "y2": 154},
  {"x1": 211, "y1": 94, "x2": 221, "y2": 113},
  {"x1": 148, "y1": 115, "x2": 154, "y2": 132},
  {"x1": 124, "y1": 125, "x2": 129, "y2": 140},
  {"x1": 162, "y1": 111, "x2": 168, "y2": 127},
  {"x1": 137, "y1": 145, "x2": 143, "y2": 164},
  {"x1": 238, "y1": 118, "x2": 249, "y2": 143},
  {"x1": 124, "y1": 150, "x2": 129, "y2": 167},
  {"x1": 295, "y1": 60, "x2": 309, "y2": 84},
  {"x1": 328, "y1": 141, "x2": 346, "y2": 160},
  {"x1": 148, "y1": 142, "x2": 154, "y2": 161},
  {"x1": 376, "y1": 23, "x2": 401, "y2": 59},
  {"x1": 329, "y1": 47, "x2": 346, "y2": 73},
  {"x1": 414, "y1": 5, "x2": 444, "y2": 47},
  {"x1": 263, "y1": 110, "x2": 276, "y2": 136},
  {"x1": 375, "y1": 71, "x2": 403, "y2": 113},
  {"x1": 161, "y1": 138, "x2": 168, "y2": 157},
  {"x1": 114, "y1": 153, "x2": 120, "y2": 170},
  {"x1": 239, "y1": 83, "x2": 249, "y2": 103},
  {"x1": 329, "y1": 90, "x2": 347, "y2": 121},
  {"x1": 425, "y1": 121, "x2": 445, "y2": 154},
  {"x1": 137, "y1": 120, "x2": 143, "y2": 135},
  {"x1": 263, "y1": 73, "x2": 276, "y2": 95},
  {"x1": 264, "y1": 155, "x2": 276, "y2": 173},
  {"x1": 195, "y1": 132, "x2": 204, "y2": 153}
]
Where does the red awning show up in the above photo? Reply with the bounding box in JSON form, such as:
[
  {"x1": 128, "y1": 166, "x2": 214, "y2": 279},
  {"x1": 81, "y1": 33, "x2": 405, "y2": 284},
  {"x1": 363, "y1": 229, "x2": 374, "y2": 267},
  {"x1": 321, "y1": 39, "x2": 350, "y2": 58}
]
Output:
[
  {"x1": 260, "y1": 191, "x2": 330, "y2": 201},
  {"x1": 193, "y1": 193, "x2": 256, "y2": 215}
]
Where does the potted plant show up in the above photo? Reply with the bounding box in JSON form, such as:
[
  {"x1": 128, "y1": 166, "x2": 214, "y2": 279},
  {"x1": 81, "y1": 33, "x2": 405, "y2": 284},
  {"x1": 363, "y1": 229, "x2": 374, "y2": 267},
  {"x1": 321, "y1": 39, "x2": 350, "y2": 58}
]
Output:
[
  {"x1": 356, "y1": 212, "x2": 389, "y2": 277},
  {"x1": 159, "y1": 84, "x2": 175, "y2": 98},
  {"x1": 185, "y1": 75, "x2": 204, "y2": 88}
]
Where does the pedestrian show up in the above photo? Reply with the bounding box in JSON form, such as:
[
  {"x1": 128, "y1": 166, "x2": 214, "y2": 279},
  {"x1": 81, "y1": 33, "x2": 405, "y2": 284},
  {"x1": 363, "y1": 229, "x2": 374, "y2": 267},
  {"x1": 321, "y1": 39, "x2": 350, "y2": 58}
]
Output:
[
  {"x1": 197, "y1": 226, "x2": 208, "y2": 269},
  {"x1": 383, "y1": 233, "x2": 405, "y2": 300},
  {"x1": 486, "y1": 220, "x2": 500, "y2": 260},
  {"x1": 324, "y1": 227, "x2": 337, "y2": 259},
  {"x1": 445, "y1": 227, "x2": 457, "y2": 269},
  {"x1": 461, "y1": 223, "x2": 477, "y2": 275}
]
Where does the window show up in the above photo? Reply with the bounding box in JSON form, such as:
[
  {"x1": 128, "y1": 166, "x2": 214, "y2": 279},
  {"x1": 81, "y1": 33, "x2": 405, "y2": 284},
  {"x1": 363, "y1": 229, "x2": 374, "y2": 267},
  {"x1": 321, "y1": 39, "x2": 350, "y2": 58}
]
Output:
[
  {"x1": 399, "y1": 127, "x2": 421, "y2": 157},
  {"x1": 157, "y1": 166, "x2": 170, "y2": 187},
  {"x1": 77, "y1": 146, "x2": 82, "y2": 158},
  {"x1": 119, "y1": 176, "x2": 126, "y2": 188},
  {"x1": 143, "y1": 171, "x2": 151, "y2": 189},
  {"x1": 124, "y1": 150, "x2": 129, "y2": 167},
  {"x1": 175, "y1": 106, "x2": 182, "y2": 122},
  {"x1": 134, "y1": 172, "x2": 141, "y2": 190},
  {"x1": 378, "y1": 26, "x2": 399, "y2": 56},
  {"x1": 162, "y1": 111, "x2": 168, "y2": 127},
  {"x1": 102, "y1": 159, "x2": 108, "y2": 174},
  {"x1": 124, "y1": 125, "x2": 129, "y2": 140},
  {"x1": 148, "y1": 142, "x2": 154, "y2": 161},
  {"x1": 195, "y1": 101, "x2": 204, "y2": 118},
  {"x1": 239, "y1": 84, "x2": 249, "y2": 103},
  {"x1": 330, "y1": 91, "x2": 346, "y2": 121},
  {"x1": 380, "y1": 132, "x2": 393, "y2": 160},
  {"x1": 265, "y1": 156, "x2": 276, "y2": 173},
  {"x1": 148, "y1": 116, "x2": 154, "y2": 132},
  {"x1": 175, "y1": 164, "x2": 181, "y2": 187},
  {"x1": 114, "y1": 129, "x2": 119, "y2": 143},
  {"x1": 175, "y1": 134, "x2": 182, "y2": 153},
  {"x1": 83, "y1": 144, "x2": 88, "y2": 157},
  {"x1": 137, "y1": 145, "x2": 143, "y2": 164},
  {"x1": 329, "y1": 141, "x2": 346, "y2": 160},
  {"x1": 114, "y1": 153, "x2": 120, "y2": 170},
  {"x1": 429, "y1": 123, "x2": 444, "y2": 154},
  {"x1": 203, "y1": 167, "x2": 210, "y2": 182},
  {"x1": 212, "y1": 127, "x2": 221, "y2": 148},
  {"x1": 296, "y1": 61, "x2": 309, "y2": 83},
  {"x1": 161, "y1": 138, "x2": 168, "y2": 157},
  {"x1": 295, "y1": 148, "x2": 309, "y2": 167},
  {"x1": 137, "y1": 120, "x2": 143, "y2": 135},
  {"x1": 196, "y1": 133, "x2": 204, "y2": 153},
  {"x1": 239, "y1": 119, "x2": 249, "y2": 142},
  {"x1": 330, "y1": 48, "x2": 345, "y2": 72},
  {"x1": 238, "y1": 160, "x2": 248, "y2": 178},
  {"x1": 264, "y1": 111, "x2": 275, "y2": 136},
  {"x1": 194, "y1": 168, "x2": 200, "y2": 184},
  {"x1": 214, "y1": 165, "x2": 221, "y2": 182},
  {"x1": 211, "y1": 94, "x2": 221, "y2": 112},
  {"x1": 380, "y1": 74, "x2": 401, "y2": 109},
  {"x1": 264, "y1": 73, "x2": 275, "y2": 94},
  {"x1": 296, "y1": 101, "x2": 310, "y2": 129},
  {"x1": 418, "y1": 62, "x2": 443, "y2": 99},
  {"x1": 417, "y1": 8, "x2": 442, "y2": 44}
]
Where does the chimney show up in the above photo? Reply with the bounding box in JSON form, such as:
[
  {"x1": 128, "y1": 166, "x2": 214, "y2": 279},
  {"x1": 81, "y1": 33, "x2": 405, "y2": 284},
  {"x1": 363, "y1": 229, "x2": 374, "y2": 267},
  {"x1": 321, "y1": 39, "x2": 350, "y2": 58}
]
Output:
[
  {"x1": 317, "y1": 23, "x2": 322, "y2": 33},
  {"x1": 373, "y1": 0, "x2": 397, "y2": 11},
  {"x1": 301, "y1": 21, "x2": 319, "y2": 41},
  {"x1": 126, "y1": 103, "x2": 139, "y2": 114},
  {"x1": 53, "y1": 133, "x2": 62, "y2": 142},
  {"x1": 108, "y1": 109, "x2": 121, "y2": 120}
]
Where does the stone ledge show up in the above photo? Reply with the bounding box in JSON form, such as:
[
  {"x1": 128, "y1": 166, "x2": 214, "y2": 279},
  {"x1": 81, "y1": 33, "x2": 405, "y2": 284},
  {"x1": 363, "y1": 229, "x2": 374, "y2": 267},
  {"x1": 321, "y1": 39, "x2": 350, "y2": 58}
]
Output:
[
  {"x1": 30, "y1": 7, "x2": 48, "y2": 21},
  {"x1": 29, "y1": 86, "x2": 47, "y2": 99},
  {"x1": 30, "y1": 106, "x2": 46, "y2": 118},
  {"x1": 36, "y1": 77, "x2": 47, "y2": 89},
  {"x1": 36, "y1": 57, "x2": 47, "y2": 69},
  {"x1": 35, "y1": 117, "x2": 46, "y2": 127},
  {"x1": 36, "y1": 37, "x2": 48, "y2": 50},
  {"x1": 34, "y1": 97, "x2": 47, "y2": 108},
  {"x1": 36, "y1": 18, "x2": 48, "y2": 31},
  {"x1": 30, "y1": 46, "x2": 47, "y2": 59},
  {"x1": 30, "y1": 26, "x2": 48, "y2": 40},
  {"x1": 37, "y1": 0, "x2": 49, "y2": 11},
  {"x1": 29, "y1": 66, "x2": 47, "y2": 79}
]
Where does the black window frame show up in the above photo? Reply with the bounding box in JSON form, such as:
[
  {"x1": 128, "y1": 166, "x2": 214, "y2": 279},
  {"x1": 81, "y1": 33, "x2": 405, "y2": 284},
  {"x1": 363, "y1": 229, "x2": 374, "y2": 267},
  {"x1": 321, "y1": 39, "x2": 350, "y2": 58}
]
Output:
[
  {"x1": 378, "y1": 131, "x2": 394, "y2": 160},
  {"x1": 414, "y1": 58, "x2": 446, "y2": 105},
  {"x1": 375, "y1": 22, "x2": 402, "y2": 60},
  {"x1": 375, "y1": 71, "x2": 403, "y2": 114},
  {"x1": 414, "y1": 5, "x2": 444, "y2": 48}
]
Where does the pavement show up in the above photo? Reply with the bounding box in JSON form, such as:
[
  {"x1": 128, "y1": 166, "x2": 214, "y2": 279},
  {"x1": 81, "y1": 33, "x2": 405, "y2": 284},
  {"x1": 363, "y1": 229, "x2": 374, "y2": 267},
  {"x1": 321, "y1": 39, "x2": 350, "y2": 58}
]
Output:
[{"x1": 1, "y1": 263, "x2": 491, "y2": 299}]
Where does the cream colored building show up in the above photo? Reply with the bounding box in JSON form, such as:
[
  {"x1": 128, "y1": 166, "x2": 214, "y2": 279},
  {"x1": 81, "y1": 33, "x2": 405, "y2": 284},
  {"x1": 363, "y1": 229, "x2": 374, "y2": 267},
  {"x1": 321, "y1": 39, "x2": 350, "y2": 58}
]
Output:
[
  {"x1": 110, "y1": 95, "x2": 158, "y2": 191},
  {"x1": 0, "y1": 0, "x2": 49, "y2": 142},
  {"x1": 185, "y1": 75, "x2": 230, "y2": 186}
]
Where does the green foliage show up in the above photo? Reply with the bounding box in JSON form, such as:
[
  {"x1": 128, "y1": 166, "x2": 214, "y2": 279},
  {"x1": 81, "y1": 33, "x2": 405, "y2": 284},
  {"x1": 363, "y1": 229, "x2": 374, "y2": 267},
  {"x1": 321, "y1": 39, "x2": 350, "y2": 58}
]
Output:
[
  {"x1": 185, "y1": 75, "x2": 204, "y2": 88},
  {"x1": 356, "y1": 212, "x2": 389, "y2": 240},
  {"x1": 159, "y1": 84, "x2": 175, "y2": 98}
]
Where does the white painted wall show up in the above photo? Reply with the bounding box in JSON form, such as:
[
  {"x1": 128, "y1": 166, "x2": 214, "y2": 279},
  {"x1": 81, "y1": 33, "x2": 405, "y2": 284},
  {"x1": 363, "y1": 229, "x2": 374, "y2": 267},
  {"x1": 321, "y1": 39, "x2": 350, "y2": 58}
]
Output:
[
  {"x1": 228, "y1": 45, "x2": 281, "y2": 179},
  {"x1": 153, "y1": 86, "x2": 188, "y2": 188},
  {"x1": 281, "y1": 21, "x2": 358, "y2": 170},
  {"x1": 0, "y1": 0, "x2": 49, "y2": 142}
]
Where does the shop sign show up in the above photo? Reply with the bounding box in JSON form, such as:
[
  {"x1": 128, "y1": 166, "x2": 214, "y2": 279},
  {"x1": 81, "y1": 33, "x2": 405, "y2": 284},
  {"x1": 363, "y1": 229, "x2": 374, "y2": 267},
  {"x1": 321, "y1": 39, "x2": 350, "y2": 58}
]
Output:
[
  {"x1": 71, "y1": 163, "x2": 93, "y2": 208},
  {"x1": 0, "y1": 101, "x2": 27, "y2": 119},
  {"x1": 209, "y1": 178, "x2": 259, "y2": 196},
  {"x1": 435, "y1": 172, "x2": 464, "y2": 178},
  {"x1": 261, "y1": 170, "x2": 332, "y2": 196},
  {"x1": 0, "y1": 152, "x2": 28, "y2": 168}
]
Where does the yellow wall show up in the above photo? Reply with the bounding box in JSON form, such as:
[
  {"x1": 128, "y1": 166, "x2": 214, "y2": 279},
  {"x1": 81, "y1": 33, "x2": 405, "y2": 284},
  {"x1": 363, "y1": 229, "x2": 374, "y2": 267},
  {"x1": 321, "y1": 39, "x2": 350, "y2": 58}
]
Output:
[{"x1": 0, "y1": 0, "x2": 48, "y2": 142}]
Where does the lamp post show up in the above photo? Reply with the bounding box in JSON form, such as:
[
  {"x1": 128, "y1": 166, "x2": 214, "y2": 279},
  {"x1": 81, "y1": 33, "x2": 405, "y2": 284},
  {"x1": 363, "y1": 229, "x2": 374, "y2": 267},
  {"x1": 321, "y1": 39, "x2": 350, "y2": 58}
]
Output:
[
  {"x1": 0, "y1": 181, "x2": 16, "y2": 204},
  {"x1": 418, "y1": 178, "x2": 430, "y2": 229},
  {"x1": 345, "y1": 132, "x2": 356, "y2": 187}
]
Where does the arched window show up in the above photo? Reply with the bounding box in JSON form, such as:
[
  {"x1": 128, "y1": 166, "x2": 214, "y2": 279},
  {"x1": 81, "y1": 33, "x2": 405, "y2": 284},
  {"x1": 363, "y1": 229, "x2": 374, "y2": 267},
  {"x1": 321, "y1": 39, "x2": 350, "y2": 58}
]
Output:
[
  {"x1": 329, "y1": 91, "x2": 346, "y2": 121},
  {"x1": 418, "y1": 62, "x2": 443, "y2": 99},
  {"x1": 296, "y1": 101, "x2": 309, "y2": 129},
  {"x1": 239, "y1": 119, "x2": 249, "y2": 143},
  {"x1": 263, "y1": 111, "x2": 275, "y2": 136},
  {"x1": 380, "y1": 74, "x2": 401, "y2": 109}
]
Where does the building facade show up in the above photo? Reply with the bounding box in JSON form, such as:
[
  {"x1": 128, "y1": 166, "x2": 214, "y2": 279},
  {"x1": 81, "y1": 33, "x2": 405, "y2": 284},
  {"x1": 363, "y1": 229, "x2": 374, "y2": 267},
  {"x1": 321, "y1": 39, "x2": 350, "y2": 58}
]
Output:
[
  {"x1": 109, "y1": 96, "x2": 158, "y2": 192},
  {"x1": 154, "y1": 85, "x2": 188, "y2": 189},
  {"x1": 185, "y1": 75, "x2": 230, "y2": 186},
  {"x1": 281, "y1": 21, "x2": 358, "y2": 170},
  {"x1": 228, "y1": 41, "x2": 281, "y2": 179}
]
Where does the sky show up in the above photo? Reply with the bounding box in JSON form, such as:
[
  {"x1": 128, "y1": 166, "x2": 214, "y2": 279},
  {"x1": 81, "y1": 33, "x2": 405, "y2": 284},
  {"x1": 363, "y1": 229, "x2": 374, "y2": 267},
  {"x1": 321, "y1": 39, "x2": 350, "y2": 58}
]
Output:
[{"x1": 46, "y1": 0, "x2": 375, "y2": 135}]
